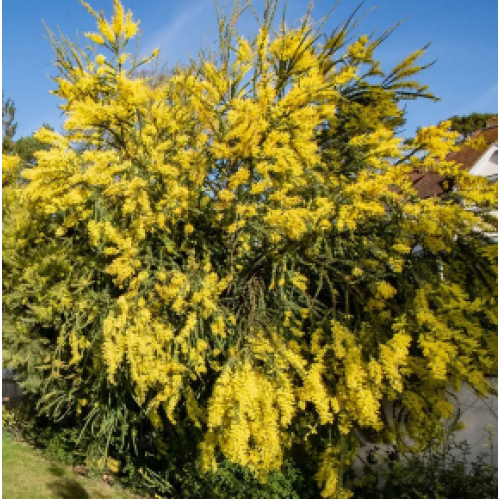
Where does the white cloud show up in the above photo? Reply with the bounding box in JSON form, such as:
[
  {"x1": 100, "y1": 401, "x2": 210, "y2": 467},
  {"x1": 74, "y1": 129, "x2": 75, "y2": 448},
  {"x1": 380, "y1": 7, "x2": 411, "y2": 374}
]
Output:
[
  {"x1": 141, "y1": 0, "x2": 212, "y2": 61},
  {"x1": 457, "y1": 83, "x2": 498, "y2": 115}
]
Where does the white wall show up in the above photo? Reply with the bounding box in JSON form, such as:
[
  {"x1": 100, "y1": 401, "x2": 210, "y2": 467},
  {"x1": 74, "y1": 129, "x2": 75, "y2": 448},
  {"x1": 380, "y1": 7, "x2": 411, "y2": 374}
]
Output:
[
  {"x1": 451, "y1": 377, "x2": 497, "y2": 465},
  {"x1": 353, "y1": 380, "x2": 498, "y2": 476}
]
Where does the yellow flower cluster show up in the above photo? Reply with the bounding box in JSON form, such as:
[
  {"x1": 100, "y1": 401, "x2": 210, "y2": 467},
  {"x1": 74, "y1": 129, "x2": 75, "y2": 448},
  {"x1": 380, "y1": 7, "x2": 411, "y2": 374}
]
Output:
[
  {"x1": 202, "y1": 361, "x2": 293, "y2": 476},
  {"x1": 2, "y1": 154, "x2": 21, "y2": 186},
  {"x1": 315, "y1": 444, "x2": 354, "y2": 499}
]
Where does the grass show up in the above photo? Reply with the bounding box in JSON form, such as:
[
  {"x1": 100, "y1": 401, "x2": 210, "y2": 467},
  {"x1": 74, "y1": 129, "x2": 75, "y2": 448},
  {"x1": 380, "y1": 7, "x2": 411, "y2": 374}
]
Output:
[{"x1": 2, "y1": 430, "x2": 138, "y2": 499}]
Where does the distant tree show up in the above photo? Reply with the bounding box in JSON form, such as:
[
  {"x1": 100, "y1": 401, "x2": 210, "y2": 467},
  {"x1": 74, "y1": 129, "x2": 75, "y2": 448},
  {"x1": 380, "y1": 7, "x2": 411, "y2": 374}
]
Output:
[
  {"x1": 15, "y1": 124, "x2": 53, "y2": 167},
  {"x1": 2, "y1": 93, "x2": 17, "y2": 154},
  {"x1": 404, "y1": 112, "x2": 497, "y2": 146},
  {"x1": 2, "y1": 92, "x2": 54, "y2": 182},
  {"x1": 445, "y1": 112, "x2": 496, "y2": 143}
]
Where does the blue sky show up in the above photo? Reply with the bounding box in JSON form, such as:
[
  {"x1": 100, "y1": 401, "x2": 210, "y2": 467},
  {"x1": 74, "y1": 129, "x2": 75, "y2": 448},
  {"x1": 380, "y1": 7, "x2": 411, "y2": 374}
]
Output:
[{"x1": 2, "y1": 0, "x2": 498, "y2": 139}]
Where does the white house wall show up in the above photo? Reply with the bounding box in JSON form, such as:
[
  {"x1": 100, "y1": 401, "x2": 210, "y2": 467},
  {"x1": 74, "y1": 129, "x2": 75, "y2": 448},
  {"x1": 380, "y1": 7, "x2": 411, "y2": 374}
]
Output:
[
  {"x1": 450, "y1": 377, "x2": 498, "y2": 466},
  {"x1": 469, "y1": 144, "x2": 498, "y2": 178}
]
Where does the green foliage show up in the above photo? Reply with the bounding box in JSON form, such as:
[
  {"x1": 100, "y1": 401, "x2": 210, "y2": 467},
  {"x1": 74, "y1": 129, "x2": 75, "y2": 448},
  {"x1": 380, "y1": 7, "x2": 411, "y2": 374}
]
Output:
[
  {"x1": 34, "y1": 425, "x2": 88, "y2": 466},
  {"x1": 14, "y1": 125, "x2": 53, "y2": 167},
  {"x1": 14, "y1": 407, "x2": 498, "y2": 499},
  {"x1": 1, "y1": 90, "x2": 53, "y2": 171},
  {"x1": 445, "y1": 112, "x2": 497, "y2": 143},
  {"x1": 175, "y1": 458, "x2": 319, "y2": 499},
  {"x1": 353, "y1": 434, "x2": 498, "y2": 499},
  {"x1": 15, "y1": 408, "x2": 318, "y2": 498},
  {"x1": 1, "y1": 91, "x2": 53, "y2": 185},
  {"x1": 2, "y1": 407, "x2": 18, "y2": 430},
  {"x1": 2, "y1": 92, "x2": 17, "y2": 154}
]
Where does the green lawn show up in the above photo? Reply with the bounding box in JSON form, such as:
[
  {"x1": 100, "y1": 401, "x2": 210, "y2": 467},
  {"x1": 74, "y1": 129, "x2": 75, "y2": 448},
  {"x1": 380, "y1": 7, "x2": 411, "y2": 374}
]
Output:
[{"x1": 2, "y1": 431, "x2": 138, "y2": 499}]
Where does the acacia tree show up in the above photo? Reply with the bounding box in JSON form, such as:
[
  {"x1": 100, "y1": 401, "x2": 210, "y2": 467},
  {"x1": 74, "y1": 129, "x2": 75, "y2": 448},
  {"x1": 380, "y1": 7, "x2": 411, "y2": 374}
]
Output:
[{"x1": 3, "y1": 1, "x2": 497, "y2": 497}]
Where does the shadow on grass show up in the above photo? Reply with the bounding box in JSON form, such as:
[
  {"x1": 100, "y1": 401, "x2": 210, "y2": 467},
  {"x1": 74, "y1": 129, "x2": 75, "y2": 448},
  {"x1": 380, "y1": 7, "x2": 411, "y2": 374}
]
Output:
[
  {"x1": 48, "y1": 479, "x2": 90, "y2": 499},
  {"x1": 47, "y1": 465, "x2": 65, "y2": 477},
  {"x1": 47, "y1": 466, "x2": 90, "y2": 499}
]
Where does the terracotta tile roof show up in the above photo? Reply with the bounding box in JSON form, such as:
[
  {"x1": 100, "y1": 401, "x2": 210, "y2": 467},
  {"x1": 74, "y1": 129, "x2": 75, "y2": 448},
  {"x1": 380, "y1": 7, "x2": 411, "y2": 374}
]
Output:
[{"x1": 411, "y1": 122, "x2": 498, "y2": 198}]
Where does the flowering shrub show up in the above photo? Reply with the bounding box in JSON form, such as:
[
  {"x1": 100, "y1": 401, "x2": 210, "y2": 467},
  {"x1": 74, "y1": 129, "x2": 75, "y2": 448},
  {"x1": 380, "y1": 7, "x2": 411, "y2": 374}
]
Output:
[{"x1": 2, "y1": 0, "x2": 497, "y2": 497}]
